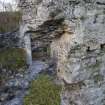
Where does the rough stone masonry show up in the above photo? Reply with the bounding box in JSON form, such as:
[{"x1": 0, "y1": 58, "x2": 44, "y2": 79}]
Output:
[{"x1": 19, "y1": 0, "x2": 105, "y2": 105}]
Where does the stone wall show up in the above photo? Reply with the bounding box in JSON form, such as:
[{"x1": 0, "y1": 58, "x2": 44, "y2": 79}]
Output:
[
  {"x1": 19, "y1": 0, "x2": 105, "y2": 105},
  {"x1": 0, "y1": 29, "x2": 21, "y2": 50}
]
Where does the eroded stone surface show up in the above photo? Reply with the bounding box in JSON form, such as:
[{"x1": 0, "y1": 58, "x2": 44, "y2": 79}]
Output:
[
  {"x1": 0, "y1": 30, "x2": 21, "y2": 49},
  {"x1": 19, "y1": 0, "x2": 105, "y2": 105},
  {"x1": 0, "y1": 60, "x2": 49, "y2": 105}
]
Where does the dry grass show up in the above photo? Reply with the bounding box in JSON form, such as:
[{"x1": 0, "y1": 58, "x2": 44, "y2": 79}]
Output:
[{"x1": 0, "y1": 11, "x2": 21, "y2": 33}]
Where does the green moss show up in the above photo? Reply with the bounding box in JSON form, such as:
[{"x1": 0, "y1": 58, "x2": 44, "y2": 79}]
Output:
[
  {"x1": 93, "y1": 74, "x2": 104, "y2": 83},
  {"x1": 0, "y1": 48, "x2": 26, "y2": 70},
  {"x1": 24, "y1": 75, "x2": 61, "y2": 105}
]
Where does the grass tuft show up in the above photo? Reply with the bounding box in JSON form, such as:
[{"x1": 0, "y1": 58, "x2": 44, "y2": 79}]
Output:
[
  {"x1": 24, "y1": 75, "x2": 61, "y2": 105},
  {"x1": 0, "y1": 48, "x2": 26, "y2": 70}
]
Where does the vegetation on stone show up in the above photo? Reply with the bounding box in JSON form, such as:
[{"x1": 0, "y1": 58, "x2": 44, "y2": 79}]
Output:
[
  {"x1": 0, "y1": 48, "x2": 26, "y2": 70},
  {"x1": 0, "y1": 12, "x2": 21, "y2": 33},
  {"x1": 24, "y1": 75, "x2": 61, "y2": 105}
]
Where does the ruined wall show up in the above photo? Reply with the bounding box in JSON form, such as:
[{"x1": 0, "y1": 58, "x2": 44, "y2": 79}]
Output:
[
  {"x1": 0, "y1": 30, "x2": 21, "y2": 49},
  {"x1": 19, "y1": 0, "x2": 105, "y2": 105}
]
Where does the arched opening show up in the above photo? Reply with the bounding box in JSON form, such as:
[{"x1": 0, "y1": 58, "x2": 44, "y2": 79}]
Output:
[{"x1": 24, "y1": 31, "x2": 51, "y2": 66}]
